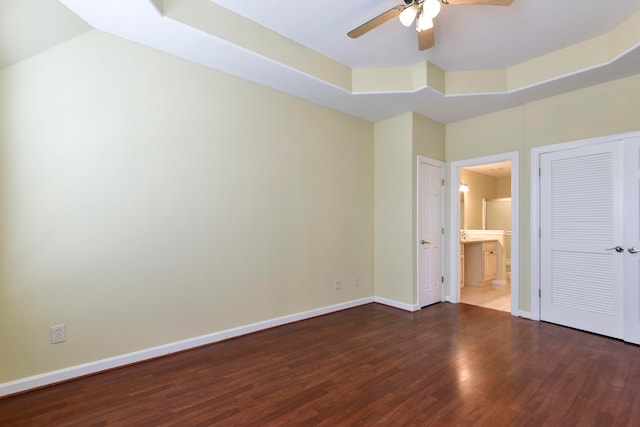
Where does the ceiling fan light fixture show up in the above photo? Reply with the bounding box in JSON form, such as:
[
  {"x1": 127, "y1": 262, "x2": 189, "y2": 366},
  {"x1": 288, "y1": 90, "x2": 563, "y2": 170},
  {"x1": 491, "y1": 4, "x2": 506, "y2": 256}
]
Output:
[
  {"x1": 422, "y1": 0, "x2": 441, "y2": 19},
  {"x1": 416, "y1": 14, "x2": 434, "y2": 32},
  {"x1": 348, "y1": 0, "x2": 515, "y2": 51},
  {"x1": 399, "y1": 5, "x2": 419, "y2": 27}
]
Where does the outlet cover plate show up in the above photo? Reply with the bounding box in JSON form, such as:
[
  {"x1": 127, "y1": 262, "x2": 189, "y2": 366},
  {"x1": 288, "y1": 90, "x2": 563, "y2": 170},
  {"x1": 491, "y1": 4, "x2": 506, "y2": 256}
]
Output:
[{"x1": 51, "y1": 324, "x2": 66, "y2": 344}]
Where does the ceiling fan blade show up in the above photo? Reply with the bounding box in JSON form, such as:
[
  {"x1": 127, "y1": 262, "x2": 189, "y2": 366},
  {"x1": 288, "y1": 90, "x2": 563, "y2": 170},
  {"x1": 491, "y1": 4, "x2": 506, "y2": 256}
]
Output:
[
  {"x1": 441, "y1": 0, "x2": 514, "y2": 5},
  {"x1": 348, "y1": 5, "x2": 405, "y2": 39},
  {"x1": 418, "y1": 27, "x2": 435, "y2": 51}
]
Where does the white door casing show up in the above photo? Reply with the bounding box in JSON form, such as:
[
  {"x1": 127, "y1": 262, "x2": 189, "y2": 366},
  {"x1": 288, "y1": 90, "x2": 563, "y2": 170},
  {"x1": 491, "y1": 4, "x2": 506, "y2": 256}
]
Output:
[
  {"x1": 540, "y1": 141, "x2": 625, "y2": 338},
  {"x1": 449, "y1": 152, "x2": 519, "y2": 315},
  {"x1": 418, "y1": 158, "x2": 443, "y2": 307},
  {"x1": 623, "y1": 137, "x2": 640, "y2": 345}
]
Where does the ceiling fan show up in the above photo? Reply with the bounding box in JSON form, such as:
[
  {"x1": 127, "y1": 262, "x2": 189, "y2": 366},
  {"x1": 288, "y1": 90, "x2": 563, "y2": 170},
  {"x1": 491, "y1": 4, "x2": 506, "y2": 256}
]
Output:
[{"x1": 348, "y1": 0, "x2": 515, "y2": 51}]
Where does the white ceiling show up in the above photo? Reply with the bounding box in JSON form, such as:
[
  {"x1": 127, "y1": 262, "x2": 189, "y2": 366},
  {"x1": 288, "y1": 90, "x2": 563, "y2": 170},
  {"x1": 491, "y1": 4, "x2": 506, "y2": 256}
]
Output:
[
  {"x1": 3, "y1": 0, "x2": 640, "y2": 124},
  {"x1": 464, "y1": 161, "x2": 512, "y2": 178},
  {"x1": 211, "y1": 0, "x2": 640, "y2": 71}
]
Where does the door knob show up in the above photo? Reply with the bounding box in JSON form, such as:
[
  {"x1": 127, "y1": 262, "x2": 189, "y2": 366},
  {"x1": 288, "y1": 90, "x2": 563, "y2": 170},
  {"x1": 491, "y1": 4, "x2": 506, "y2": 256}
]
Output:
[
  {"x1": 606, "y1": 246, "x2": 624, "y2": 253},
  {"x1": 421, "y1": 240, "x2": 430, "y2": 245},
  {"x1": 629, "y1": 247, "x2": 640, "y2": 254}
]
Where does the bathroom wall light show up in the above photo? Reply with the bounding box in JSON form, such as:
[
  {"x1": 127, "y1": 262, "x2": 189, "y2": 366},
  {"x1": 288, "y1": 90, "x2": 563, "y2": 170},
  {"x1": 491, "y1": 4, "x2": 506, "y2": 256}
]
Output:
[{"x1": 460, "y1": 183, "x2": 470, "y2": 192}]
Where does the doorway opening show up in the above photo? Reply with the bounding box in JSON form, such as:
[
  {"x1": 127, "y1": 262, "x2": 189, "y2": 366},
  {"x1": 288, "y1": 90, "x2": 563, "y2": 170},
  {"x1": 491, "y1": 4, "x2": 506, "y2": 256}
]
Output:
[
  {"x1": 449, "y1": 152, "x2": 519, "y2": 316},
  {"x1": 460, "y1": 162, "x2": 512, "y2": 312}
]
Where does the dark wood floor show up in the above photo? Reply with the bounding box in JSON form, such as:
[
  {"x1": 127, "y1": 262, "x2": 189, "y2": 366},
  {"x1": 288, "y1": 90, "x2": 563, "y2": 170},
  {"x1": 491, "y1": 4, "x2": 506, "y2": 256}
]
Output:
[{"x1": 2, "y1": 303, "x2": 639, "y2": 426}]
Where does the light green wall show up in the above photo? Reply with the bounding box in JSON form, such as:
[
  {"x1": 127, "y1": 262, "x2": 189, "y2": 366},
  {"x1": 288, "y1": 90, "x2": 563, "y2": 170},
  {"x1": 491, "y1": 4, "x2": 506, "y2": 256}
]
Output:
[
  {"x1": 0, "y1": 31, "x2": 374, "y2": 383},
  {"x1": 447, "y1": 73, "x2": 640, "y2": 313}
]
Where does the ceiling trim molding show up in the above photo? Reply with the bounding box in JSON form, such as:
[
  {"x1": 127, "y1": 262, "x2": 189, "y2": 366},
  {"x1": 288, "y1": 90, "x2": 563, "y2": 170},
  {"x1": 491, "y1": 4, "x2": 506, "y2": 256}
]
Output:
[{"x1": 58, "y1": 0, "x2": 640, "y2": 123}]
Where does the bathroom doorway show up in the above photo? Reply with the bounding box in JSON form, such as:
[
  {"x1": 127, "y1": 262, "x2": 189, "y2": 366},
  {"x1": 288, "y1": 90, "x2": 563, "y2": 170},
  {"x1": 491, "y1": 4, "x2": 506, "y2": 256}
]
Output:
[
  {"x1": 449, "y1": 152, "x2": 519, "y2": 316},
  {"x1": 460, "y1": 162, "x2": 511, "y2": 312}
]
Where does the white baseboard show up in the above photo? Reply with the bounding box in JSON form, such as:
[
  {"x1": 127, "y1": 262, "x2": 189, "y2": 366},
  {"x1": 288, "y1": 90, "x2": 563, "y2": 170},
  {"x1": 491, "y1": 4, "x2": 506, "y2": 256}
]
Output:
[
  {"x1": 0, "y1": 297, "x2": 374, "y2": 398},
  {"x1": 0, "y1": 297, "x2": 540, "y2": 397},
  {"x1": 517, "y1": 310, "x2": 536, "y2": 320},
  {"x1": 373, "y1": 296, "x2": 419, "y2": 312}
]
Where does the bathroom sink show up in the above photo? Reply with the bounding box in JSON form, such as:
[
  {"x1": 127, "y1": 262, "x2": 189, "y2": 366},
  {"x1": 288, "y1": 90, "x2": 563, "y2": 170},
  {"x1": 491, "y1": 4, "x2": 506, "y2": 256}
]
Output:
[{"x1": 461, "y1": 239, "x2": 480, "y2": 243}]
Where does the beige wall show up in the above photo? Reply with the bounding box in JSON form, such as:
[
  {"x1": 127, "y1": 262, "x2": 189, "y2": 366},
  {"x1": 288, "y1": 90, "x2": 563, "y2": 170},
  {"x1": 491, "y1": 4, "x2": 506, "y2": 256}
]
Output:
[
  {"x1": 373, "y1": 112, "x2": 445, "y2": 306},
  {"x1": 373, "y1": 113, "x2": 413, "y2": 304},
  {"x1": 496, "y1": 176, "x2": 511, "y2": 198},
  {"x1": 447, "y1": 73, "x2": 640, "y2": 313},
  {"x1": 0, "y1": 31, "x2": 374, "y2": 383},
  {"x1": 3, "y1": 20, "x2": 640, "y2": 388},
  {"x1": 412, "y1": 112, "x2": 446, "y2": 162}
]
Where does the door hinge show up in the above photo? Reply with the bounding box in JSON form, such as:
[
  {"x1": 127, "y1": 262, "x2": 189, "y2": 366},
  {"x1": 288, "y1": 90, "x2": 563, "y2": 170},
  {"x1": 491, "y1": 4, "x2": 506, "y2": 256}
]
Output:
[
  {"x1": 441, "y1": 179, "x2": 445, "y2": 186},
  {"x1": 539, "y1": 168, "x2": 541, "y2": 177},
  {"x1": 539, "y1": 289, "x2": 541, "y2": 298},
  {"x1": 441, "y1": 276, "x2": 444, "y2": 283},
  {"x1": 442, "y1": 227, "x2": 445, "y2": 234},
  {"x1": 539, "y1": 228, "x2": 541, "y2": 237}
]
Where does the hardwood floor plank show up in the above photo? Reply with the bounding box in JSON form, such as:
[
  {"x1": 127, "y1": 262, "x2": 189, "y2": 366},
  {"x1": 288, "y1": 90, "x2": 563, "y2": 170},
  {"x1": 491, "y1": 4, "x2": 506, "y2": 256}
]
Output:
[{"x1": 2, "y1": 303, "x2": 640, "y2": 426}]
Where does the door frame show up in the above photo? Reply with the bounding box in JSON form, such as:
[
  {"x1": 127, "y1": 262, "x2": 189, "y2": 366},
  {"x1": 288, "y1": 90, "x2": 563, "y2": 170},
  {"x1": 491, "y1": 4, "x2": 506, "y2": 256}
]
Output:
[
  {"x1": 448, "y1": 151, "x2": 519, "y2": 316},
  {"x1": 531, "y1": 130, "x2": 640, "y2": 321},
  {"x1": 417, "y1": 156, "x2": 445, "y2": 308}
]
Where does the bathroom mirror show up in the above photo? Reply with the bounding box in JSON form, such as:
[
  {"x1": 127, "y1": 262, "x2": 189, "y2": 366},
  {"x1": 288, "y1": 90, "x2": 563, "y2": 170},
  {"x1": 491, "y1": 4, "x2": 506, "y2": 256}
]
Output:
[{"x1": 483, "y1": 197, "x2": 511, "y2": 231}]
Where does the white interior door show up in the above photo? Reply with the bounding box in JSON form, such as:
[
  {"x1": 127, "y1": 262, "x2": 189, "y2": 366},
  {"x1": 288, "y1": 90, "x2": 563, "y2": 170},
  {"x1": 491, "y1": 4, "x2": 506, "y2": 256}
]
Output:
[
  {"x1": 623, "y1": 137, "x2": 640, "y2": 345},
  {"x1": 540, "y1": 141, "x2": 624, "y2": 338},
  {"x1": 418, "y1": 159, "x2": 443, "y2": 307}
]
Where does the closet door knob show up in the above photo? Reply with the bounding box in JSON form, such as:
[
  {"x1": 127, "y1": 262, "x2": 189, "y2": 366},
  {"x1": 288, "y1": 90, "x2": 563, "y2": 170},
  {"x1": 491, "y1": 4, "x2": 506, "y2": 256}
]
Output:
[
  {"x1": 628, "y1": 247, "x2": 640, "y2": 254},
  {"x1": 605, "y1": 246, "x2": 624, "y2": 253},
  {"x1": 421, "y1": 240, "x2": 430, "y2": 245}
]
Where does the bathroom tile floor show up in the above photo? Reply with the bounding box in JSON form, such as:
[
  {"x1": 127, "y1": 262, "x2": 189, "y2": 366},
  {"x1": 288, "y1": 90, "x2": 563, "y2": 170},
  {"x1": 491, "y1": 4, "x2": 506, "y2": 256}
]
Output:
[{"x1": 460, "y1": 282, "x2": 511, "y2": 312}]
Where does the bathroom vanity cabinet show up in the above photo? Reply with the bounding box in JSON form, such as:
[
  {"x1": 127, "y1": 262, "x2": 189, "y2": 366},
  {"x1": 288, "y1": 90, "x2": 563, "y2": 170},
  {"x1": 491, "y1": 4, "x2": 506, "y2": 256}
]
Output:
[{"x1": 463, "y1": 240, "x2": 497, "y2": 287}]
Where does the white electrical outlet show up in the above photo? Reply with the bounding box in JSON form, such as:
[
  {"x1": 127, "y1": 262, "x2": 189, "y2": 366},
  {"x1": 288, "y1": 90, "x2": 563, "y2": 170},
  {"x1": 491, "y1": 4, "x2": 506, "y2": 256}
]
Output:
[
  {"x1": 335, "y1": 279, "x2": 341, "y2": 290},
  {"x1": 50, "y1": 324, "x2": 66, "y2": 344}
]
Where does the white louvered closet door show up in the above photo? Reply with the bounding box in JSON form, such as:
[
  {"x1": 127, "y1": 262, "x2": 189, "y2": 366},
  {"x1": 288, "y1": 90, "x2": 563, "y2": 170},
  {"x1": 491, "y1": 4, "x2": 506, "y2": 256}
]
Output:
[{"x1": 540, "y1": 141, "x2": 624, "y2": 338}]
